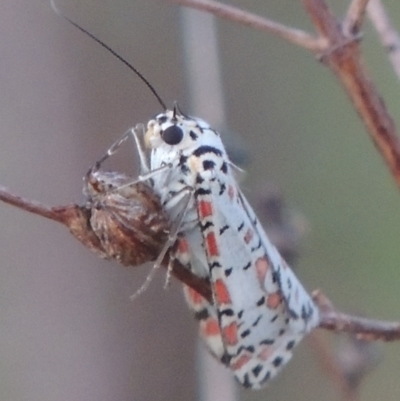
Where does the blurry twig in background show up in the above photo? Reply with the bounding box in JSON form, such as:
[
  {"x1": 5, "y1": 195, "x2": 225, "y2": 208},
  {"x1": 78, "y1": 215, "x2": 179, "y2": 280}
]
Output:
[
  {"x1": 171, "y1": 0, "x2": 326, "y2": 51},
  {"x1": 180, "y1": 8, "x2": 238, "y2": 400},
  {"x1": 343, "y1": 0, "x2": 370, "y2": 36},
  {"x1": 308, "y1": 330, "x2": 380, "y2": 401},
  {"x1": 256, "y1": 186, "x2": 381, "y2": 401},
  {"x1": 367, "y1": 0, "x2": 400, "y2": 80},
  {"x1": 253, "y1": 183, "x2": 308, "y2": 266},
  {"x1": 170, "y1": 0, "x2": 400, "y2": 193}
]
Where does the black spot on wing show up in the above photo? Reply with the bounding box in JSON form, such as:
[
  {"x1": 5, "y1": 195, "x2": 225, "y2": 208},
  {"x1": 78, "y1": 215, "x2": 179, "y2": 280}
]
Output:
[
  {"x1": 243, "y1": 262, "x2": 251, "y2": 270},
  {"x1": 220, "y1": 353, "x2": 231, "y2": 366},
  {"x1": 195, "y1": 187, "x2": 211, "y2": 196},
  {"x1": 256, "y1": 297, "x2": 265, "y2": 307},
  {"x1": 260, "y1": 338, "x2": 275, "y2": 345},
  {"x1": 219, "y1": 225, "x2": 229, "y2": 235},
  {"x1": 252, "y1": 365, "x2": 263, "y2": 377},
  {"x1": 237, "y1": 222, "x2": 245, "y2": 232},
  {"x1": 193, "y1": 145, "x2": 223, "y2": 158},
  {"x1": 199, "y1": 221, "x2": 213, "y2": 232},
  {"x1": 195, "y1": 174, "x2": 204, "y2": 185},
  {"x1": 251, "y1": 239, "x2": 262, "y2": 252},
  {"x1": 286, "y1": 340, "x2": 296, "y2": 350},
  {"x1": 271, "y1": 271, "x2": 280, "y2": 284},
  {"x1": 179, "y1": 155, "x2": 190, "y2": 175},
  {"x1": 219, "y1": 308, "x2": 234, "y2": 317},
  {"x1": 221, "y1": 162, "x2": 228, "y2": 174},
  {"x1": 272, "y1": 356, "x2": 283, "y2": 367},
  {"x1": 224, "y1": 267, "x2": 233, "y2": 277},
  {"x1": 301, "y1": 303, "x2": 314, "y2": 321},
  {"x1": 242, "y1": 374, "x2": 252, "y2": 389},
  {"x1": 260, "y1": 371, "x2": 271, "y2": 385},
  {"x1": 209, "y1": 261, "x2": 222, "y2": 269},
  {"x1": 219, "y1": 182, "x2": 226, "y2": 195},
  {"x1": 240, "y1": 329, "x2": 251, "y2": 338},
  {"x1": 194, "y1": 309, "x2": 210, "y2": 321},
  {"x1": 189, "y1": 130, "x2": 198, "y2": 140},
  {"x1": 252, "y1": 315, "x2": 262, "y2": 327},
  {"x1": 203, "y1": 160, "x2": 216, "y2": 170}
]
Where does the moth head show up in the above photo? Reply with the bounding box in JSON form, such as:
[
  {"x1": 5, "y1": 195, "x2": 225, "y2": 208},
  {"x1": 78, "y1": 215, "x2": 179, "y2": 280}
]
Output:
[{"x1": 145, "y1": 105, "x2": 199, "y2": 149}]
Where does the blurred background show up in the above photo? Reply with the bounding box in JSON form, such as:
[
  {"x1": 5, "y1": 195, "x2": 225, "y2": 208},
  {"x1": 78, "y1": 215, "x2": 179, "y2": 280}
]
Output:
[{"x1": 0, "y1": 0, "x2": 400, "y2": 400}]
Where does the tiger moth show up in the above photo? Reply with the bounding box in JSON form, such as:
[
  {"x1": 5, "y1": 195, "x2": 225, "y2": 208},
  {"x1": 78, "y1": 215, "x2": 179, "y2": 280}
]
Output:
[
  {"x1": 142, "y1": 107, "x2": 320, "y2": 389},
  {"x1": 51, "y1": 5, "x2": 320, "y2": 389}
]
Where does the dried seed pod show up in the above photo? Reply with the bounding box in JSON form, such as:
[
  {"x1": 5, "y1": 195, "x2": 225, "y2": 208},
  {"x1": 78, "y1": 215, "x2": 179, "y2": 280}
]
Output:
[{"x1": 82, "y1": 168, "x2": 170, "y2": 266}]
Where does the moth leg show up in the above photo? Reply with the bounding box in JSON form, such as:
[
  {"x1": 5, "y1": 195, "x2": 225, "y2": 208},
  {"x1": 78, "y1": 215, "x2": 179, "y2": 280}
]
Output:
[
  {"x1": 85, "y1": 124, "x2": 152, "y2": 183},
  {"x1": 84, "y1": 128, "x2": 132, "y2": 184},
  {"x1": 131, "y1": 124, "x2": 150, "y2": 174},
  {"x1": 130, "y1": 186, "x2": 193, "y2": 300}
]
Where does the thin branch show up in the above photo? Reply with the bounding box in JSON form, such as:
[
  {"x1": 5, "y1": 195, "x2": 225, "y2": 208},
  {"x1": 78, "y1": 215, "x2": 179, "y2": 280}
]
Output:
[
  {"x1": 301, "y1": 0, "x2": 400, "y2": 189},
  {"x1": 172, "y1": 0, "x2": 400, "y2": 189},
  {"x1": 367, "y1": 0, "x2": 400, "y2": 81},
  {"x1": 0, "y1": 184, "x2": 64, "y2": 223},
  {"x1": 314, "y1": 291, "x2": 400, "y2": 341},
  {"x1": 0, "y1": 183, "x2": 213, "y2": 301},
  {"x1": 343, "y1": 0, "x2": 370, "y2": 36},
  {"x1": 1, "y1": 182, "x2": 400, "y2": 341},
  {"x1": 169, "y1": 0, "x2": 326, "y2": 52}
]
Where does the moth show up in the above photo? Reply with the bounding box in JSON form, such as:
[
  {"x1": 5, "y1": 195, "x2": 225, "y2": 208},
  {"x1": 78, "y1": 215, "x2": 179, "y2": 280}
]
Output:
[
  {"x1": 53, "y1": 4, "x2": 320, "y2": 389},
  {"x1": 140, "y1": 108, "x2": 320, "y2": 389}
]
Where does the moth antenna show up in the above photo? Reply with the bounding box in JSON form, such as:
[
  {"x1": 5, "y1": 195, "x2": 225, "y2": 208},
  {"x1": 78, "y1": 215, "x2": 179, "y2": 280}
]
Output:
[
  {"x1": 173, "y1": 101, "x2": 187, "y2": 118},
  {"x1": 51, "y1": 0, "x2": 167, "y2": 111},
  {"x1": 172, "y1": 104, "x2": 177, "y2": 120}
]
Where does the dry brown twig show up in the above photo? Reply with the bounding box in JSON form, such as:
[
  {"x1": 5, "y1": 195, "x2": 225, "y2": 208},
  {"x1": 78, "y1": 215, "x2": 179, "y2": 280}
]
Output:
[
  {"x1": 343, "y1": 0, "x2": 370, "y2": 36},
  {"x1": 1, "y1": 182, "x2": 400, "y2": 341},
  {"x1": 171, "y1": 0, "x2": 400, "y2": 189}
]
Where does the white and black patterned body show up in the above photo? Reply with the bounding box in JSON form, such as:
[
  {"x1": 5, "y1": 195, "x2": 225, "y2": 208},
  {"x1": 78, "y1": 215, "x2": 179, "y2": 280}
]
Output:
[{"x1": 144, "y1": 108, "x2": 320, "y2": 389}]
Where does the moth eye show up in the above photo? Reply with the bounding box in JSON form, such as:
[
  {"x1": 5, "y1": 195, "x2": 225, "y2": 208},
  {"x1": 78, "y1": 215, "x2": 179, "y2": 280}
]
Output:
[{"x1": 161, "y1": 125, "x2": 184, "y2": 145}]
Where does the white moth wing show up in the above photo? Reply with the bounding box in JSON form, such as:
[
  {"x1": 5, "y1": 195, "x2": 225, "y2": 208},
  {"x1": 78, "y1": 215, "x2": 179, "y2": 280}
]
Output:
[
  {"x1": 194, "y1": 165, "x2": 318, "y2": 388},
  {"x1": 238, "y1": 192, "x2": 320, "y2": 333}
]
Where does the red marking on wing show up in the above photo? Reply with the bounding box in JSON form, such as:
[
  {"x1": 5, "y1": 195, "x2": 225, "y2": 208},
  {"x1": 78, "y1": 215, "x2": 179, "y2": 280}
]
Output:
[
  {"x1": 201, "y1": 318, "x2": 221, "y2": 337},
  {"x1": 222, "y1": 322, "x2": 238, "y2": 346},
  {"x1": 227, "y1": 185, "x2": 235, "y2": 200},
  {"x1": 214, "y1": 279, "x2": 232, "y2": 304},
  {"x1": 205, "y1": 232, "x2": 219, "y2": 257},
  {"x1": 185, "y1": 286, "x2": 206, "y2": 306},
  {"x1": 231, "y1": 354, "x2": 251, "y2": 371},
  {"x1": 258, "y1": 345, "x2": 274, "y2": 361},
  {"x1": 266, "y1": 292, "x2": 282, "y2": 309},
  {"x1": 198, "y1": 200, "x2": 213, "y2": 218},
  {"x1": 256, "y1": 257, "x2": 270, "y2": 285},
  {"x1": 178, "y1": 238, "x2": 190, "y2": 254},
  {"x1": 243, "y1": 228, "x2": 254, "y2": 244}
]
